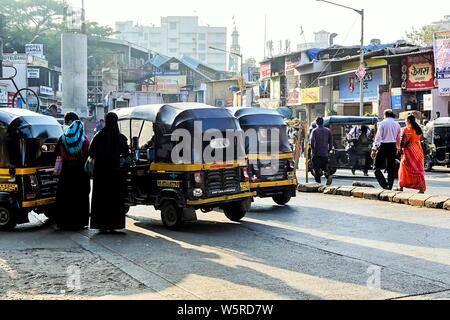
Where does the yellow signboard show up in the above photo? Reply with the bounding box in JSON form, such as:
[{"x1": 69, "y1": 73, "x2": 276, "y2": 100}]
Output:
[{"x1": 300, "y1": 87, "x2": 321, "y2": 104}]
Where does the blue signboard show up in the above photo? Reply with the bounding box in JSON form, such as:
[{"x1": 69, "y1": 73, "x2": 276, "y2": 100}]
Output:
[
  {"x1": 339, "y1": 69, "x2": 384, "y2": 103},
  {"x1": 391, "y1": 95, "x2": 403, "y2": 110}
]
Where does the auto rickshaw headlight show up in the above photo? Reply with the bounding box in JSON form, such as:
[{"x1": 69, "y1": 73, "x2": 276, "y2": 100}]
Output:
[{"x1": 193, "y1": 188, "x2": 203, "y2": 198}]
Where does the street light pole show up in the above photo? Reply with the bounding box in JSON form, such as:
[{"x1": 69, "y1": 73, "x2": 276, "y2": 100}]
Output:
[{"x1": 316, "y1": 0, "x2": 365, "y2": 116}]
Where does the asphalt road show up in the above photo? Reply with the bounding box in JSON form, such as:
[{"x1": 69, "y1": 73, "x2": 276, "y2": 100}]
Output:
[{"x1": 2, "y1": 188, "x2": 450, "y2": 300}]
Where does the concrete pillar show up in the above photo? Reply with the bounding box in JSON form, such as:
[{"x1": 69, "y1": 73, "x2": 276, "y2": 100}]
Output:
[{"x1": 61, "y1": 33, "x2": 88, "y2": 117}]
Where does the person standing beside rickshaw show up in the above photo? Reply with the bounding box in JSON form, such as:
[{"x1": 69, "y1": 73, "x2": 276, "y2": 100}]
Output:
[
  {"x1": 372, "y1": 109, "x2": 401, "y2": 190},
  {"x1": 54, "y1": 112, "x2": 91, "y2": 230},
  {"x1": 89, "y1": 112, "x2": 130, "y2": 234},
  {"x1": 310, "y1": 117, "x2": 333, "y2": 186}
]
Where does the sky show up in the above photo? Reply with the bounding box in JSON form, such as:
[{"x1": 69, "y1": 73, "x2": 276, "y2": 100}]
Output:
[{"x1": 68, "y1": 0, "x2": 449, "y2": 62}]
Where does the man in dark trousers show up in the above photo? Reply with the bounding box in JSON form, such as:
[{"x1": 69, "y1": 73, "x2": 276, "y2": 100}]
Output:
[
  {"x1": 372, "y1": 109, "x2": 401, "y2": 190},
  {"x1": 311, "y1": 117, "x2": 333, "y2": 185}
]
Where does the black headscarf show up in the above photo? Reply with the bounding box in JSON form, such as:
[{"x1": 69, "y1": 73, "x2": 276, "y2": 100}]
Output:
[{"x1": 103, "y1": 112, "x2": 121, "y2": 159}]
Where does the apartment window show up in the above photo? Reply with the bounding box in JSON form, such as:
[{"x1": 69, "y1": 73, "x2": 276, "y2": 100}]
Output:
[
  {"x1": 199, "y1": 33, "x2": 206, "y2": 41},
  {"x1": 169, "y1": 48, "x2": 177, "y2": 53},
  {"x1": 170, "y1": 22, "x2": 177, "y2": 30},
  {"x1": 198, "y1": 43, "x2": 206, "y2": 51},
  {"x1": 169, "y1": 38, "x2": 177, "y2": 43}
]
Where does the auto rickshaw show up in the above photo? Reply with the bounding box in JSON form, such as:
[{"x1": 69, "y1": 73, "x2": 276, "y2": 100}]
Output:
[
  {"x1": 113, "y1": 103, "x2": 256, "y2": 230},
  {"x1": 423, "y1": 117, "x2": 450, "y2": 171},
  {"x1": 228, "y1": 107, "x2": 297, "y2": 205},
  {"x1": 308, "y1": 116, "x2": 378, "y2": 176},
  {"x1": 0, "y1": 108, "x2": 63, "y2": 230}
]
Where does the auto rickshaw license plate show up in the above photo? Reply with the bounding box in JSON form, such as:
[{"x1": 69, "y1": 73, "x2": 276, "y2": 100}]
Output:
[
  {"x1": 0, "y1": 184, "x2": 18, "y2": 192},
  {"x1": 157, "y1": 180, "x2": 182, "y2": 188}
]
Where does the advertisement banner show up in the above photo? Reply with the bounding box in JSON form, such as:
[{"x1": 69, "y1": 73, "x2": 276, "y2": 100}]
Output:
[
  {"x1": 2, "y1": 53, "x2": 28, "y2": 64},
  {"x1": 40, "y1": 86, "x2": 54, "y2": 96},
  {"x1": 300, "y1": 87, "x2": 321, "y2": 104},
  {"x1": 143, "y1": 76, "x2": 187, "y2": 94},
  {"x1": 285, "y1": 56, "x2": 299, "y2": 72},
  {"x1": 287, "y1": 88, "x2": 300, "y2": 106},
  {"x1": 423, "y1": 94, "x2": 433, "y2": 111},
  {"x1": 260, "y1": 63, "x2": 271, "y2": 79},
  {"x1": 405, "y1": 54, "x2": 435, "y2": 91},
  {"x1": 339, "y1": 68, "x2": 384, "y2": 103},
  {"x1": 434, "y1": 31, "x2": 450, "y2": 96}
]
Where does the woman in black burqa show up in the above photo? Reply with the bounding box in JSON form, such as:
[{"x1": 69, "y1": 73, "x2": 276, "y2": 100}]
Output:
[{"x1": 89, "y1": 112, "x2": 130, "y2": 233}]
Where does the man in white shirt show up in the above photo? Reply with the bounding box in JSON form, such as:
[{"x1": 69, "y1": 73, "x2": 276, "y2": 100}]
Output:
[{"x1": 372, "y1": 109, "x2": 402, "y2": 190}]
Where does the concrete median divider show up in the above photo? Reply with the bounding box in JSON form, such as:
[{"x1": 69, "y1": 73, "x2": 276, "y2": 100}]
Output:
[
  {"x1": 297, "y1": 183, "x2": 449, "y2": 213},
  {"x1": 425, "y1": 196, "x2": 450, "y2": 209}
]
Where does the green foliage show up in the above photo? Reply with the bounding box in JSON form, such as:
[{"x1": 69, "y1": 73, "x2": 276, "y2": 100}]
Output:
[
  {"x1": 405, "y1": 25, "x2": 441, "y2": 46},
  {"x1": 0, "y1": 0, "x2": 115, "y2": 67},
  {"x1": 325, "y1": 109, "x2": 337, "y2": 117}
]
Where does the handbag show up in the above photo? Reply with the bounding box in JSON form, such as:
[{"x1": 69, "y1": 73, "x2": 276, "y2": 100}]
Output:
[
  {"x1": 84, "y1": 156, "x2": 95, "y2": 177},
  {"x1": 54, "y1": 156, "x2": 63, "y2": 176}
]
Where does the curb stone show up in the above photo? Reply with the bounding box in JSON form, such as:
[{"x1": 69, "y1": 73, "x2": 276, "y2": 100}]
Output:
[
  {"x1": 335, "y1": 186, "x2": 356, "y2": 197},
  {"x1": 425, "y1": 196, "x2": 450, "y2": 209},
  {"x1": 393, "y1": 192, "x2": 416, "y2": 204},
  {"x1": 379, "y1": 191, "x2": 401, "y2": 202},
  {"x1": 363, "y1": 189, "x2": 385, "y2": 200},
  {"x1": 444, "y1": 200, "x2": 450, "y2": 211},
  {"x1": 351, "y1": 188, "x2": 372, "y2": 198},
  {"x1": 323, "y1": 186, "x2": 339, "y2": 195},
  {"x1": 409, "y1": 194, "x2": 433, "y2": 207},
  {"x1": 297, "y1": 183, "x2": 323, "y2": 193}
]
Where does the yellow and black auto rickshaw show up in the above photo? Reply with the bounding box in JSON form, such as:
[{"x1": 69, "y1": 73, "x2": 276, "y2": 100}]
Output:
[
  {"x1": 0, "y1": 108, "x2": 63, "y2": 230},
  {"x1": 423, "y1": 117, "x2": 450, "y2": 171},
  {"x1": 228, "y1": 107, "x2": 297, "y2": 206},
  {"x1": 113, "y1": 103, "x2": 255, "y2": 230}
]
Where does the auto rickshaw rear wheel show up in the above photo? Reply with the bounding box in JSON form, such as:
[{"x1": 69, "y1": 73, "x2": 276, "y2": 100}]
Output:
[
  {"x1": 0, "y1": 206, "x2": 16, "y2": 231},
  {"x1": 272, "y1": 194, "x2": 292, "y2": 206},
  {"x1": 160, "y1": 201, "x2": 184, "y2": 230},
  {"x1": 223, "y1": 199, "x2": 250, "y2": 222}
]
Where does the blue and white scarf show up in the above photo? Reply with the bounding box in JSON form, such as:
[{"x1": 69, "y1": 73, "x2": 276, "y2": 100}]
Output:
[{"x1": 62, "y1": 120, "x2": 86, "y2": 156}]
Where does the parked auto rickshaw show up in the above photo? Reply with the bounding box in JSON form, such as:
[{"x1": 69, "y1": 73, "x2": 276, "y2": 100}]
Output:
[
  {"x1": 423, "y1": 117, "x2": 450, "y2": 171},
  {"x1": 308, "y1": 116, "x2": 378, "y2": 176},
  {"x1": 228, "y1": 107, "x2": 297, "y2": 205},
  {"x1": 0, "y1": 108, "x2": 63, "y2": 230},
  {"x1": 113, "y1": 103, "x2": 255, "y2": 230}
]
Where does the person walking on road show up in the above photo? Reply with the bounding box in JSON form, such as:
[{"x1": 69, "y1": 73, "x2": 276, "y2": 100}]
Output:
[
  {"x1": 310, "y1": 117, "x2": 333, "y2": 185},
  {"x1": 372, "y1": 109, "x2": 401, "y2": 190},
  {"x1": 398, "y1": 115, "x2": 426, "y2": 193},
  {"x1": 54, "y1": 112, "x2": 91, "y2": 230},
  {"x1": 89, "y1": 112, "x2": 130, "y2": 234}
]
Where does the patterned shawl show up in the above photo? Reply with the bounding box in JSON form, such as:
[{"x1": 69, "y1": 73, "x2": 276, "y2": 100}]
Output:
[{"x1": 62, "y1": 120, "x2": 86, "y2": 157}]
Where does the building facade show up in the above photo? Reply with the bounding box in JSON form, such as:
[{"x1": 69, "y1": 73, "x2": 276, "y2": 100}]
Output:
[{"x1": 115, "y1": 17, "x2": 227, "y2": 71}]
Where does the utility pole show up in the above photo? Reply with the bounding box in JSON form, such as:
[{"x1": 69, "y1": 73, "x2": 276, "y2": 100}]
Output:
[{"x1": 316, "y1": 0, "x2": 365, "y2": 116}]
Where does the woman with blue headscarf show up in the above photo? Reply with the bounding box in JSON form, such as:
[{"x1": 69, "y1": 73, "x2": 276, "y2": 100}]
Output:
[{"x1": 54, "y1": 112, "x2": 91, "y2": 230}]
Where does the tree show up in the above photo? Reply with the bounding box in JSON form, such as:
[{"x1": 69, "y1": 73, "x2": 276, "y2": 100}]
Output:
[
  {"x1": 0, "y1": 0, "x2": 115, "y2": 66},
  {"x1": 405, "y1": 25, "x2": 441, "y2": 47}
]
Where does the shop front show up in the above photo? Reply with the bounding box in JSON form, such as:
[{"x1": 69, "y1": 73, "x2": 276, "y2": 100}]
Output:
[
  {"x1": 400, "y1": 52, "x2": 436, "y2": 119},
  {"x1": 300, "y1": 87, "x2": 327, "y2": 124},
  {"x1": 338, "y1": 67, "x2": 386, "y2": 116}
]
